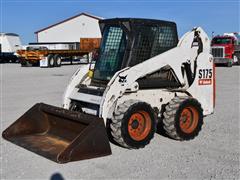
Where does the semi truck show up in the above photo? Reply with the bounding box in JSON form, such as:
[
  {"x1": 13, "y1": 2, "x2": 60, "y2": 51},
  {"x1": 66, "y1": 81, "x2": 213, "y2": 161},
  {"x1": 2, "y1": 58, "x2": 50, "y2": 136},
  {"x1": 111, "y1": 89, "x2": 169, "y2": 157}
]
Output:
[
  {"x1": 17, "y1": 38, "x2": 101, "y2": 67},
  {"x1": 211, "y1": 32, "x2": 240, "y2": 67},
  {"x1": 0, "y1": 33, "x2": 22, "y2": 63}
]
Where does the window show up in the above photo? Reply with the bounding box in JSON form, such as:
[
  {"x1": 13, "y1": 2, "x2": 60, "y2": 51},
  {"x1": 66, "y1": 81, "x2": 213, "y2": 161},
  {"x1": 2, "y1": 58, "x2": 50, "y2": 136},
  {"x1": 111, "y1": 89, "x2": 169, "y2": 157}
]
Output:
[
  {"x1": 130, "y1": 25, "x2": 177, "y2": 66},
  {"x1": 93, "y1": 26, "x2": 127, "y2": 81},
  {"x1": 212, "y1": 38, "x2": 232, "y2": 45},
  {"x1": 130, "y1": 26, "x2": 156, "y2": 66},
  {"x1": 151, "y1": 26, "x2": 177, "y2": 57}
]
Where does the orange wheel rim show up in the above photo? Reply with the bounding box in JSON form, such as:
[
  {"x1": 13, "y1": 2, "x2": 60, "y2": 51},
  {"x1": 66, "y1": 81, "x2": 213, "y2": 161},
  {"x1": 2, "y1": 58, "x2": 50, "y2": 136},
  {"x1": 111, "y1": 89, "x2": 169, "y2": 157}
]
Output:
[
  {"x1": 128, "y1": 111, "x2": 152, "y2": 141},
  {"x1": 179, "y1": 106, "x2": 199, "y2": 134}
]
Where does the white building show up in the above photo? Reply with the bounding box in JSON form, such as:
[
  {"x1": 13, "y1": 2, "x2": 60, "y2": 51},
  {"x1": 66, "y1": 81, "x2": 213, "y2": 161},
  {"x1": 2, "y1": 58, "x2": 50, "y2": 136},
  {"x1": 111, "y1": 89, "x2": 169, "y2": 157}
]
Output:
[{"x1": 35, "y1": 13, "x2": 103, "y2": 43}]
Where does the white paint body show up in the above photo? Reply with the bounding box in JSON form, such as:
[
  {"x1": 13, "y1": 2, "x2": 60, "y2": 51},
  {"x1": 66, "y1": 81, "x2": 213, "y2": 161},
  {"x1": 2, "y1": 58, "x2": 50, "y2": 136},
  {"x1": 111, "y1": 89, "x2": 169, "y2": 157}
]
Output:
[
  {"x1": 0, "y1": 33, "x2": 22, "y2": 53},
  {"x1": 36, "y1": 14, "x2": 102, "y2": 43},
  {"x1": 62, "y1": 27, "x2": 214, "y2": 124}
]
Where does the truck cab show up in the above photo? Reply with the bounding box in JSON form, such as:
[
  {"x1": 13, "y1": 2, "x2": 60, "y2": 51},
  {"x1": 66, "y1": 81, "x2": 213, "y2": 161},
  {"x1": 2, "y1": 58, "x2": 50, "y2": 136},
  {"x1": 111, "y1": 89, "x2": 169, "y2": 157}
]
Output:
[{"x1": 211, "y1": 33, "x2": 240, "y2": 66}]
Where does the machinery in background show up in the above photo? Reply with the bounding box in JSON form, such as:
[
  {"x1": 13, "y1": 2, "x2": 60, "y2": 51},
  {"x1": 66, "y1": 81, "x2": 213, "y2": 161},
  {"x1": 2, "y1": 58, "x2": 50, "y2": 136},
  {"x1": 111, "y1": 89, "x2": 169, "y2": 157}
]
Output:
[
  {"x1": 0, "y1": 33, "x2": 22, "y2": 63},
  {"x1": 211, "y1": 32, "x2": 240, "y2": 67},
  {"x1": 3, "y1": 18, "x2": 215, "y2": 163},
  {"x1": 17, "y1": 38, "x2": 101, "y2": 67}
]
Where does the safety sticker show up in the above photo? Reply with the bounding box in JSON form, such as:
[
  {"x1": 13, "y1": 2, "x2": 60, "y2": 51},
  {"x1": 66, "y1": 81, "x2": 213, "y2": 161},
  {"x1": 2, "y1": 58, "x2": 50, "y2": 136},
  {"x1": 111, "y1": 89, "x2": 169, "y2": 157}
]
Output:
[{"x1": 198, "y1": 79, "x2": 212, "y2": 85}]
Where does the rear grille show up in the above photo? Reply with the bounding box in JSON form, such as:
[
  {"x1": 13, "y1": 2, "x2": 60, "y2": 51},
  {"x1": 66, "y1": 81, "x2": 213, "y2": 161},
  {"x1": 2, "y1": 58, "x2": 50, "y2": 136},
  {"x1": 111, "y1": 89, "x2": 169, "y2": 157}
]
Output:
[{"x1": 211, "y1": 47, "x2": 224, "y2": 58}]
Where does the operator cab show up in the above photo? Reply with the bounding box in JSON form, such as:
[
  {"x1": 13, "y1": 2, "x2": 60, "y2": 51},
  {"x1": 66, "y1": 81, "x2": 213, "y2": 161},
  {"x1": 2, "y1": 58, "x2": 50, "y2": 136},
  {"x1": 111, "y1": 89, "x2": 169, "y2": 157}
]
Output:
[{"x1": 91, "y1": 18, "x2": 179, "y2": 86}]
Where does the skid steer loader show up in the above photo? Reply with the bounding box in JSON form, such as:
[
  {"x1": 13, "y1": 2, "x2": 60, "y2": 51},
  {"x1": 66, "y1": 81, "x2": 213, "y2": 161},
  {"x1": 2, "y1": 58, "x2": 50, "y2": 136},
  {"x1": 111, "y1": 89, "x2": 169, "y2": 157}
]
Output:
[{"x1": 2, "y1": 18, "x2": 215, "y2": 163}]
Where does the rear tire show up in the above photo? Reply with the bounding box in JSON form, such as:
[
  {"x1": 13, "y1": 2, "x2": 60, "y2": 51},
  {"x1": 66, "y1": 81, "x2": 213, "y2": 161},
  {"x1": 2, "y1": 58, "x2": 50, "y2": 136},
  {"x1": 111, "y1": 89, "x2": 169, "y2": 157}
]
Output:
[
  {"x1": 47, "y1": 54, "x2": 54, "y2": 67},
  {"x1": 163, "y1": 96, "x2": 203, "y2": 140},
  {"x1": 111, "y1": 100, "x2": 156, "y2": 149},
  {"x1": 54, "y1": 54, "x2": 61, "y2": 67}
]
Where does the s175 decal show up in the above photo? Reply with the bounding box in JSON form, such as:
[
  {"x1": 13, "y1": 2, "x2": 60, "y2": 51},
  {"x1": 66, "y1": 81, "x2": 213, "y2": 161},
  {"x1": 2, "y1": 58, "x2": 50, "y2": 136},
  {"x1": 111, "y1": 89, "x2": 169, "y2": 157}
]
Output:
[{"x1": 198, "y1": 69, "x2": 212, "y2": 85}]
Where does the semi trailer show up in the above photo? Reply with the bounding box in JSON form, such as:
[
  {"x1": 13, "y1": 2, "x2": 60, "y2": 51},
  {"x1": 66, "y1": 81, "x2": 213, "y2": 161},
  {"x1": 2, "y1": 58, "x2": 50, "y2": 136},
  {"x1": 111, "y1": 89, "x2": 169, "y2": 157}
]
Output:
[{"x1": 18, "y1": 38, "x2": 101, "y2": 67}]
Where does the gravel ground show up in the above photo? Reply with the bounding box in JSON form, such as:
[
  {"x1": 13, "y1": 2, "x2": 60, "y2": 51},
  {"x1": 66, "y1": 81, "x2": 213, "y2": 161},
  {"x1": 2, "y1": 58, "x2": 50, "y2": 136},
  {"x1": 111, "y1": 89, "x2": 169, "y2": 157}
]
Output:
[{"x1": 1, "y1": 64, "x2": 239, "y2": 180}]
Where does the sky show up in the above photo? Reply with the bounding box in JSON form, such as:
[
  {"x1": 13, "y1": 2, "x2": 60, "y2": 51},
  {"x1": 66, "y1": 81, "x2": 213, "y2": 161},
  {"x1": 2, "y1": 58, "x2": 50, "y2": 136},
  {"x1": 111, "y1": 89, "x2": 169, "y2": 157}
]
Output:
[{"x1": 0, "y1": 0, "x2": 239, "y2": 44}]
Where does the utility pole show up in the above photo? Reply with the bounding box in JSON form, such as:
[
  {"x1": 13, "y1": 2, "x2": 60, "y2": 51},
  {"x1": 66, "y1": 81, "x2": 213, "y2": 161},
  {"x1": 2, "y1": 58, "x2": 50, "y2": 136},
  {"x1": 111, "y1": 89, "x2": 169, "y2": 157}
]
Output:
[{"x1": 211, "y1": 31, "x2": 214, "y2": 39}]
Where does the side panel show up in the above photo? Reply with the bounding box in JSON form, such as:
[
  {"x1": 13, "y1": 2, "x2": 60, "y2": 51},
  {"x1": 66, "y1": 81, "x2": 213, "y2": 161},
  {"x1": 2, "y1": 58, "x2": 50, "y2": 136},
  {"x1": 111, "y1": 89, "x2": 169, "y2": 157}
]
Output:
[
  {"x1": 187, "y1": 53, "x2": 215, "y2": 115},
  {"x1": 7, "y1": 35, "x2": 22, "y2": 52},
  {"x1": 1, "y1": 35, "x2": 22, "y2": 53}
]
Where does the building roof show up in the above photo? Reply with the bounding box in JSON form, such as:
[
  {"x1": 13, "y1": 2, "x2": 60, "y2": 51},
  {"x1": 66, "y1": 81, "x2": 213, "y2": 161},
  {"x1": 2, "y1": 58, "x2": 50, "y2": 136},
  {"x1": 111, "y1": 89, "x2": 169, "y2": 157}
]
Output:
[{"x1": 35, "y1": 12, "x2": 103, "y2": 34}]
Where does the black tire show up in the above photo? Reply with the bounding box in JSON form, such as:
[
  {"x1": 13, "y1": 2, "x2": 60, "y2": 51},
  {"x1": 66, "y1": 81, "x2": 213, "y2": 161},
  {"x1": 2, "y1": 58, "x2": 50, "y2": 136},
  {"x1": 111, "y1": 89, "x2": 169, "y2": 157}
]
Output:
[
  {"x1": 47, "y1": 54, "x2": 54, "y2": 67},
  {"x1": 32, "y1": 61, "x2": 40, "y2": 67},
  {"x1": 20, "y1": 61, "x2": 27, "y2": 67},
  {"x1": 163, "y1": 96, "x2": 203, "y2": 141},
  {"x1": 233, "y1": 55, "x2": 240, "y2": 65},
  {"x1": 54, "y1": 54, "x2": 61, "y2": 67},
  {"x1": 111, "y1": 100, "x2": 157, "y2": 149},
  {"x1": 227, "y1": 61, "x2": 232, "y2": 67},
  {"x1": 20, "y1": 59, "x2": 32, "y2": 67}
]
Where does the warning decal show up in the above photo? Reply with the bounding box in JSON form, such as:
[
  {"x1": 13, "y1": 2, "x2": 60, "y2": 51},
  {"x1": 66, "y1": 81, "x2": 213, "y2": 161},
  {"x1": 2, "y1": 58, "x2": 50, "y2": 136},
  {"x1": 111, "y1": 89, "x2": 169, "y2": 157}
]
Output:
[{"x1": 198, "y1": 79, "x2": 212, "y2": 85}]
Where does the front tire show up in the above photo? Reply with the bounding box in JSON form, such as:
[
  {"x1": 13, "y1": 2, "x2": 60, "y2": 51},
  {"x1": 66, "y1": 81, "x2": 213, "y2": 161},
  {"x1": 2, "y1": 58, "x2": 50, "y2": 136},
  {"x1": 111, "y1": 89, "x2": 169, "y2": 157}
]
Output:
[
  {"x1": 20, "y1": 59, "x2": 32, "y2": 67},
  {"x1": 227, "y1": 60, "x2": 233, "y2": 67},
  {"x1": 163, "y1": 96, "x2": 203, "y2": 141},
  {"x1": 111, "y1": 100, "x2": 157, "y2": 149}
]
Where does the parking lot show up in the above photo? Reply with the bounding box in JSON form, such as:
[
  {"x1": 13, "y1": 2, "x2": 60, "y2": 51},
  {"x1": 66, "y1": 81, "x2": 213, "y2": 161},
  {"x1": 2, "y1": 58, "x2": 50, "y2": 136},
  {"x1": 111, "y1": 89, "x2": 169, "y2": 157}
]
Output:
[{"x1": 1, "y1": 64, "x2": 239, "y2": 179}]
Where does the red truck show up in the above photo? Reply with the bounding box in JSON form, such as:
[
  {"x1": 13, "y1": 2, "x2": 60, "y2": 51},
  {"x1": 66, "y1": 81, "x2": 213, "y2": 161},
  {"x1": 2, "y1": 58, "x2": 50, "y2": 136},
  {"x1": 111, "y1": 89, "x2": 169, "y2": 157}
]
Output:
[{"x1": 211, "y1": 32, "x2": 240, "y2": 67}]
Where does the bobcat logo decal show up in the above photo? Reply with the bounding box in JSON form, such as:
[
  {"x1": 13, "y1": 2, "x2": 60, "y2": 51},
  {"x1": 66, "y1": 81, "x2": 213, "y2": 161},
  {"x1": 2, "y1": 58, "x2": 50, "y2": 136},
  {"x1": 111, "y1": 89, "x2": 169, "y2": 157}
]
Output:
[{"x1": 119, "y1": 75, "x2": 127, "y2": 83}]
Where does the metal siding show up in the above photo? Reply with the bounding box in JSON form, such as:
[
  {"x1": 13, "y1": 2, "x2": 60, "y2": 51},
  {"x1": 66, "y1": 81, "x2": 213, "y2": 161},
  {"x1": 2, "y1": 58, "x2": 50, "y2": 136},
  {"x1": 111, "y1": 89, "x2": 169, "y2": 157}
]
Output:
[{"x1": 37, "y1": 15, "x2": 102, "y2": 43}]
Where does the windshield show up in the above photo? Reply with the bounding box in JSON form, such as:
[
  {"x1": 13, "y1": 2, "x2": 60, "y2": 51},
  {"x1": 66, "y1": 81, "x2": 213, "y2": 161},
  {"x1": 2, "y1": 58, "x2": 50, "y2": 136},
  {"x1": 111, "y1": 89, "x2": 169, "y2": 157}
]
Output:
[
  {"x1": 212, "y1": 38, "x2": 232, "y2": 45},
  {"x1": 93, "y1": 26, "x2": 126, "y2": 81}
]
